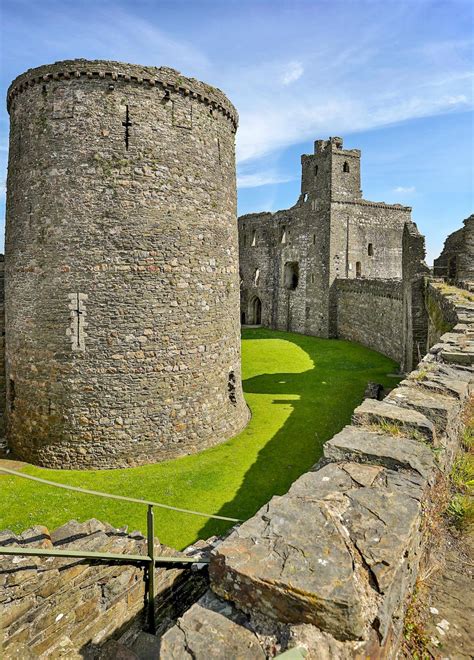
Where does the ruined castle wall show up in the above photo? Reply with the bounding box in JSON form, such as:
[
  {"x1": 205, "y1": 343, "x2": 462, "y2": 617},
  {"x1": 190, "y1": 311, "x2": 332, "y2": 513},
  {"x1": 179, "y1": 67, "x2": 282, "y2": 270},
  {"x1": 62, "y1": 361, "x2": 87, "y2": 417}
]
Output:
[
  {"x1": 457, "y1": 214, "x2": 474, "y2": 282},
  {"x1": 5, "y1": 60, "x2": 249, "y2": 469},
  {"x1": 0, "y1": 519, "x2": 210, "y2": 657},
  {"x1": 330, "y1": 201, "x2": 409, "y2": 281},
  {"x1": 433, "y1": 215, "x2": 474, "y2": 284},
  {"x1": 335, "y1": 278, "x2": 403, "y2": 362},
  {"x1": 239, "y1": 138, "x2": 412, "y2": 342},
  {"x1": 238, "y1": 213, "x2": 275, "y2": 327},
  {"x1": 238, "y1": 200, "x2": 331, "y2": 337}
]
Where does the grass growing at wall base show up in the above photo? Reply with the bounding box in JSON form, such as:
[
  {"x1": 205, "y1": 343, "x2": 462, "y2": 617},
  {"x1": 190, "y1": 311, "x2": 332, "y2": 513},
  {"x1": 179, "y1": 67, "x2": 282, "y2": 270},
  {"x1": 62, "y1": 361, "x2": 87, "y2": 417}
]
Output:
[{"x1": 0, "y1": 329, "x2": 398, "y2": 550}]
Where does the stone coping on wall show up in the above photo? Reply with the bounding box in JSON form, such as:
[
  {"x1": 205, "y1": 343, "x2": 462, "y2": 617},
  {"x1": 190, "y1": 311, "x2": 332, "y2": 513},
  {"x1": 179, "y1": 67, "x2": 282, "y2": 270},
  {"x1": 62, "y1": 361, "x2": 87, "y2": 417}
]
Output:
[
  {"x1": 7, "y1": 59, "x2": 238, "y2": 129},
  {"x1": 336, "y1": 277, "x2": 403, "y2": 300},
  {"x1": 160, "y1": 280, "x2": 473, "y2": 658}
]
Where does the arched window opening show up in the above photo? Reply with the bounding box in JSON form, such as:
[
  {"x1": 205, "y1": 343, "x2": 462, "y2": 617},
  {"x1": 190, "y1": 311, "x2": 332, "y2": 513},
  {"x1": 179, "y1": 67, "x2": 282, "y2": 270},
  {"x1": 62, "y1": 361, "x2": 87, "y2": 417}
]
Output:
[
  {"x1": 284, "y1": 262, "x2": 299, "y2": 290},
  {"x1": 228, "y1": 370, "x2": 237, "y2": 405},
  {"x1": 368, "y1": 243, "x2": 374, "y2": 256},
  {"x1": 254, "y1": 268, "x2": 260, "y2": 286},
  {"x1": 356, "y1": 261, "x2": 362, "y2": 278},
  {"x1": 251, "y1": 230, "x2": 257, "y2": 247},
  {"x1": 303, "y1": 192, "x2": 309, "y2": 202},
  {"x1": 343, "y1": 161, "x2": 350, "y2": 173},
  {"x1": 280, "y1": 226, "x2": 287, "y2": 244}
]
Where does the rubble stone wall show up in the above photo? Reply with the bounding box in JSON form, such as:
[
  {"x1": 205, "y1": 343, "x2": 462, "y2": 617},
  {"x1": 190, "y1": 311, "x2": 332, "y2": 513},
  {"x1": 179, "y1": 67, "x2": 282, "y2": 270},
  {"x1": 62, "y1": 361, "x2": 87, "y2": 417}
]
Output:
[
  {"x1": 0, "y1": 519, "x2": 210, "y2": 658},
  {"x1": 434, "y1": 214, "x2": 474, "y2": 283},
  {"x1": 335, "y1": 278, "x2": 403, "y2": 362},
  {"x1": 5, "y1": 59, "x2": 248, "y2": 469}
]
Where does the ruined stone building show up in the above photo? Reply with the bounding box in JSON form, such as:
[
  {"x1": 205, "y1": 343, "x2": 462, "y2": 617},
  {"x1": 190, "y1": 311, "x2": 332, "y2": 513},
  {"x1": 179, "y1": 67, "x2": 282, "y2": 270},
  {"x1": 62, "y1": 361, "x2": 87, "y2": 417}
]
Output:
[
  {"x1": 434, "y1": 214, "x2": 474, "y2": 282},
  {"x1": 2, "y1": 59, "x2": 249, "y2": 469},
  {"x1": 239, "y1": 137, "x2": 423, "y2": 362}
]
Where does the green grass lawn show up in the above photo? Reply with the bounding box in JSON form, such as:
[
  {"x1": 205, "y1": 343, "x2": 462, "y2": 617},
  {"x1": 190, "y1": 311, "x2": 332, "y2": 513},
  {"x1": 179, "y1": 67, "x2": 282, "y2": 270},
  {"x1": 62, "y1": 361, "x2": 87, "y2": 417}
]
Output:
[{"x1": 0, "y1": 329, "x2": 399, "y2": 549}]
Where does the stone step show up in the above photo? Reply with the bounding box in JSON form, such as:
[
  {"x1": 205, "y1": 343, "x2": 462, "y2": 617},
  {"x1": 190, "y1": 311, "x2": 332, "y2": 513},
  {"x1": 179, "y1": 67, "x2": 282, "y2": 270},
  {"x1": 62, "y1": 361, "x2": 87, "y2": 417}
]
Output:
[
  {"x1": 129, "y1": 631, "x2": 162, "y2": 660},
  {"x1": 323, "y1": 425, "x2": 437, "y2": 484},
  {"x1": 160, "y1": 591, "x2": 266, "y2": 659}
]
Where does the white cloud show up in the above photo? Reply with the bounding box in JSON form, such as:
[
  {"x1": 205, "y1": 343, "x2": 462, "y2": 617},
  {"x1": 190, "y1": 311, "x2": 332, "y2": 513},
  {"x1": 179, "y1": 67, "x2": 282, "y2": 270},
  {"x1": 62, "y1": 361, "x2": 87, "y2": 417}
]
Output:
[
  {"x1": 237, "y1": 171, "x2": 295, "y2": 188},
  {"x1": 281, "y1": 61, "x2": 304, "y2": 85},
  {"x1": 394, "y1": 186, "x2": 416, "y2": 194}
]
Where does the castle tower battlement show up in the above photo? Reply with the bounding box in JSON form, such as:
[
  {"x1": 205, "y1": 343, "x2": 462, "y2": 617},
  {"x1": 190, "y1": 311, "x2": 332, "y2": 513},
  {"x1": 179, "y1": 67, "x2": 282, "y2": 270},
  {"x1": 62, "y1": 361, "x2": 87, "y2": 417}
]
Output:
[
  {"x1": 5, "y1": 59, "x2": 248, "y2": 469},
  {"x1": 301, "y1": 136, "x2": 362, "y2": 202}
]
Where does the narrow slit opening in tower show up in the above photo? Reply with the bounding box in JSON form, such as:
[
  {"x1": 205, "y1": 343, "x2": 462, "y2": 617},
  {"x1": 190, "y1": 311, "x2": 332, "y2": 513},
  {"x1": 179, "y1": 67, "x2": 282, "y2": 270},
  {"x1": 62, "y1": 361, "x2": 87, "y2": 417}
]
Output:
[
  {"x1": 368, "y1": 243, "x2": 374, "y2": 256},
  {"x1": 356, "y1": 261, "x2": 362, "y2": 278},
  {"x1": 228, "y1": 370, "x2": 237, "y2": 405},
  {"x1": 9, "y1": 379, "x2": 15, "y2": 411},
  {"x1": 343, "y1": 161, "x2": 350, "y2": 173},
  {"x1": 122, "y1": 105, "x2": 132, "y2": 150}
]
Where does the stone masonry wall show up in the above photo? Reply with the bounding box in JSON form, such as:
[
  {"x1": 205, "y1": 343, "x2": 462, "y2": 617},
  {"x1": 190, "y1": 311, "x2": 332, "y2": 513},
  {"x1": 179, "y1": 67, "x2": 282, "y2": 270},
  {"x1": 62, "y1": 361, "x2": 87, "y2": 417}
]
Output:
[
  {"x1": 0, "y1": 256, "x2": 5, "y2": 448},
  {"x1": 433, "y1": 214, "x2": 474, "y2": 283},
  {"x1": 5, "y1": 60, "x2": 249, "y2": 469},
  {"x1": 239, "y1": 137, "x2": 410, "y2": 340},
  {"x1": 161, "y1": 281, "x2": 474, "y2": 658},
  {"x1": 335, "y1": 278, "x2": 403, "y2": 362},
  {"x1": 0, "y1": 519, "x2": 211, "y2": 658}
]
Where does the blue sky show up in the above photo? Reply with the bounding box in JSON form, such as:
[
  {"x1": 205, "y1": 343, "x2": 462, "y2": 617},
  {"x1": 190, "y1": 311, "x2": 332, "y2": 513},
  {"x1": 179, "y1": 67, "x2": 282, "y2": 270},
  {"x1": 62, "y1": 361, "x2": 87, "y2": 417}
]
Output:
[{"x1": 0, "y1": 0, "x2": 472, "y2": 263}]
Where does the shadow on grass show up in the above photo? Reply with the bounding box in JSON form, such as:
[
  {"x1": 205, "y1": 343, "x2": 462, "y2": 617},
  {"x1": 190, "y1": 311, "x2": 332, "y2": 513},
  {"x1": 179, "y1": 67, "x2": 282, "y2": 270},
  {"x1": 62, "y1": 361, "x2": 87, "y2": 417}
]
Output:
[{"x1": 196, "y1": 328, "x2": 398, "y2": 540}]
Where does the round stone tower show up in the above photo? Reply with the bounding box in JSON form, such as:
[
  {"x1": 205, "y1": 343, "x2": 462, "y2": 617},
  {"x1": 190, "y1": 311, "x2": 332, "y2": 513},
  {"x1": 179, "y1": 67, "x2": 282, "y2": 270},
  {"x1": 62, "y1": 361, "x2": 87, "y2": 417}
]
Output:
[{"x1": 5, "y1": 59, "x2": 249, "y2": 469}]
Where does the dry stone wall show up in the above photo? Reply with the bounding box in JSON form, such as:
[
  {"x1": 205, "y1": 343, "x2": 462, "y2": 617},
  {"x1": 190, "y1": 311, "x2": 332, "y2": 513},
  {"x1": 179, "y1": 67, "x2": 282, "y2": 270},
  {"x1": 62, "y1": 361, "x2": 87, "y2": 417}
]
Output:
[
  {"x1": 335, "y1": 278, "x2": 403, "y2": 362},
  {"x1": 161, "y1": 281, "x2": 474, "y2": 658},
  {"x1": 0, "y1": 519, "x2": 211, "y2": 658},
  {"x1": 5, "y1": 59, "x2": 248, "y2": 469}
]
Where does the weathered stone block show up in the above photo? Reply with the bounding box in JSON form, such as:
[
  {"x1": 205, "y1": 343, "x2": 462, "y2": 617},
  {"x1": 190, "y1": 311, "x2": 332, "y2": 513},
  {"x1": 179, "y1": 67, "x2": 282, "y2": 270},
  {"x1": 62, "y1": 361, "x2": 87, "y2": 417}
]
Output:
[
  {"x1": 210, "y1": 491, "x2": 366, "y2": 640},
  {"x1": 352, "y1": 399, "x2": 435, "y2": 442},
  {"x1": 386, "y1": 386, "x2": 460, "y2": 436},
  {"x1": 324, "y1": 425, "x2": 437, "y2": 484}
]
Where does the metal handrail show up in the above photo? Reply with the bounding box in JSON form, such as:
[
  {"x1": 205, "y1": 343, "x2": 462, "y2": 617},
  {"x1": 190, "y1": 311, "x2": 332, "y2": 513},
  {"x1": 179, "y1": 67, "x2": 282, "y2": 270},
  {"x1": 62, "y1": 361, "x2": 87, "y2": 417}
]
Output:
[{"x1": 0, "y1": 465, "x2": 239, "y2": 633}]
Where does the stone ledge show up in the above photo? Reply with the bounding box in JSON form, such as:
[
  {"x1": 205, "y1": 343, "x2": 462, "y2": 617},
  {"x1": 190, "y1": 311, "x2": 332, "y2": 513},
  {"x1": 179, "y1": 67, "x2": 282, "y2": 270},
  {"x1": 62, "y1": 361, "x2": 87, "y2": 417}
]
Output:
[{"x1": 351, "y1": 399, "x2": 435, "y2": 442}]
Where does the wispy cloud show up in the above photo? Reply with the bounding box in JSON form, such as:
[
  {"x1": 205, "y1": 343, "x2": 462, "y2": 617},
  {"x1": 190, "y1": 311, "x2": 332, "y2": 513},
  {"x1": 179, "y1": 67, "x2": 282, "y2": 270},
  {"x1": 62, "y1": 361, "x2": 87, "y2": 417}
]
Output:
[
  {"x1": 394, "y1": 186, "x2": 416, "y2": 194},
  {"x1": 281, "y1": 61, "x2": 304, "y2": 85},
  {"x1": 237, "y1": 171, "x2": 295, "y2": 188}
]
